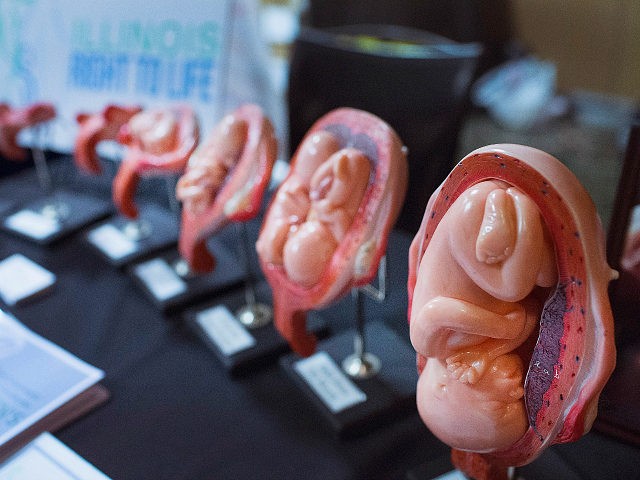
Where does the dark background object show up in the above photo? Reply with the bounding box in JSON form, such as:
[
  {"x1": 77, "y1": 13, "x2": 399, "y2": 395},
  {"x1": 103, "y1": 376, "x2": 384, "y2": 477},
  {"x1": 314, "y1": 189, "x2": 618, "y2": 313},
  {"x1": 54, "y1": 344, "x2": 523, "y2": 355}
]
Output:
[
  {"x1": 287, "y1": 23, "x2": 481, "y2": 232},
  {"x1": 595, "y1": 121, "x2": 640, "y2": 446},
  {"x1": 302, "y1": 0, "x2": 512, "y2": 75}
]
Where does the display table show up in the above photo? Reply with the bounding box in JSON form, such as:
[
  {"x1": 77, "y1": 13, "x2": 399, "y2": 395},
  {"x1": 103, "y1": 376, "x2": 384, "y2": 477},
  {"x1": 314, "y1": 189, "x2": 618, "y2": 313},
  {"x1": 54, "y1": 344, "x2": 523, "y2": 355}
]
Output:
[{"x1": 1, "y1": 156, "x2": 639, "y2": 479}]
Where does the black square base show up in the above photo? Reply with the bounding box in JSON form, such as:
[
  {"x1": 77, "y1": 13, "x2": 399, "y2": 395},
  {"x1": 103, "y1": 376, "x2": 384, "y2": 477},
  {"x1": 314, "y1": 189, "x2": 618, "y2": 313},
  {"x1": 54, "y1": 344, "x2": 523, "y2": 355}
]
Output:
[
  {"x1": 280, "y1": 321, "x2": 418, "y2": 439},
  {"x1": 127, "y1": 240, "x2": 245, "y2": 312},
  {"x1": 1, "y1": 190, "x2": 112, "y2": 245},
  {"x1": 406, "y1": 456, "x2": 457, "y2": 480},
  {"x1": 0, "y1": 198, "x2": 14, "y2": 217},
  {"x1": 186, "y1": 282, "x2": 330, "y2": 377},
  {"x1": 406, "y1": 451, "x2": 582, "y2": 480},
  {"x1": 85, "y1": 203, "x2": 179, "y2": 268}
]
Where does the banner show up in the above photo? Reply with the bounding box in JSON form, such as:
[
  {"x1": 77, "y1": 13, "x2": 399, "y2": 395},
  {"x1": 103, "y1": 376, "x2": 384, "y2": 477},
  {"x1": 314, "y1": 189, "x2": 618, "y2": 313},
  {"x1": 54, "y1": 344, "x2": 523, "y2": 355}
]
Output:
[{"x1": 0, "y1": 0, "x2": 279, "y2": 155}]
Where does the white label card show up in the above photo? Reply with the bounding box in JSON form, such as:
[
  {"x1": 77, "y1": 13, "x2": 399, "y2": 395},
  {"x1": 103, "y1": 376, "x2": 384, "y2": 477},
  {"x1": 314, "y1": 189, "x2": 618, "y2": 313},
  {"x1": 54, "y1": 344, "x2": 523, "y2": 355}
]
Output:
[
  {"x1": 0, "y1": 432, "x2": 112, "y2": 480},
  {"x1": 133, "y1": 258, "x2": 187, "y2": 301},
  {"x1": 4, "y1": 210, "x2": 61, "y2": 240},
  {"x1": 195, "y1": 306, "x2": 256, "y2": 356},
  {"x1": 87, "y1": 224, "x2": 137, "y2": 260},
  {"x1": 0, "y1": 254, "x2": 56, "y2": 306},
  {"x1": 294, "y1": 351, "x2": 367, "y2": 413}
]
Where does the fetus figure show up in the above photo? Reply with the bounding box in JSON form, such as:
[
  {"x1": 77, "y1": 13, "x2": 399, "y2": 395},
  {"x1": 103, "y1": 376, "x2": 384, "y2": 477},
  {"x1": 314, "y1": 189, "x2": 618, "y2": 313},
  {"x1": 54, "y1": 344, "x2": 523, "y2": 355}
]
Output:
[
  {"x1": 0, "y1": 102, "x2": 56, "y2": 161},
  {"x1": 408, "y1": 144, "x2": 617, "y2": 478},
  {"x1": 177, "y1": 113, "x2": 248, "y2": 216},
  {"x1": 257, "y1": 131, "x2": 371, "y2": 287},
  {"x1": 258, "y1": 108, "x2": 408, "y2": 356},
  {"x1": 126, "y1": 109, "x2": 179, "y2": 155},
  {"x1": 113, "y1": 105, "x2": 199, "y2": 219},
  {"x1": 176, "y1": 104, "x2": 277, "y2": 273},
  {"x1": 410, "y1": 180, "x2": 557, "y2": 452}
]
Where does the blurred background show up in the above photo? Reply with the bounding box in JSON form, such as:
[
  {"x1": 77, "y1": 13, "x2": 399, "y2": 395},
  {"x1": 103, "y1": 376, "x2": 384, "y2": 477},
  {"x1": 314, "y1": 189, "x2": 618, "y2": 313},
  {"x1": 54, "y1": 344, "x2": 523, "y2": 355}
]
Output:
[{"x1": 258, "y1": 0, "x2": 639, "y2": 232}]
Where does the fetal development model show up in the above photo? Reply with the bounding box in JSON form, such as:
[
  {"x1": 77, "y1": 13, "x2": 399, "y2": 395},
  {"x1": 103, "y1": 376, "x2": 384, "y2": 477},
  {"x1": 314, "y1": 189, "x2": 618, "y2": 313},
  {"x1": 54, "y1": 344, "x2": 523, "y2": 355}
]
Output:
[
  {"x1": 257, "y1": 108, "x2": 408, "y2": 356},
  {"x1": 0, "y1": 102, "x2": 56, "y2": 161},
  {"x1": 408, "y1": 144, "x2": 617, "y2": 479},
  {"x1": 176, "y1": 104, "x2": 277, "y2": 273},
  {"x1": 74, "y1": 104, "x2": 143, "y2": 175},
  {"x1": 113, "y1": 105, "x2": 199, "y2": 218}
]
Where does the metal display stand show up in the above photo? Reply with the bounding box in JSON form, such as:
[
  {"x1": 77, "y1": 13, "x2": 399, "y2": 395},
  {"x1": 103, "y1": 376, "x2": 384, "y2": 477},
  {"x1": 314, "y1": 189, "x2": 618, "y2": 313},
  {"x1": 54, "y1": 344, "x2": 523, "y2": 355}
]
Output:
[
  {"x1": 2, "y1": 126, "x2": 111, "y2": 244},
  {"x1": 127, "y1": 177, "x2": 245, "y2": 311},
  {"x1": 185, "y1": 221, "x2": 328, "y2": 376},
  {"x1": 280, "y1": 257, "x2": 418, "y2": 438}
]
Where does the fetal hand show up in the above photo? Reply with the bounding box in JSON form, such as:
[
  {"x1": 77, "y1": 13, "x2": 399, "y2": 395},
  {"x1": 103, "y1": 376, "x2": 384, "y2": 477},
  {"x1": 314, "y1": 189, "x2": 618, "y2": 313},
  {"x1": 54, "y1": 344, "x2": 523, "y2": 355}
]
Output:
[{"x1": 446, "y1": 351, "x2": 489, "y2": 384}]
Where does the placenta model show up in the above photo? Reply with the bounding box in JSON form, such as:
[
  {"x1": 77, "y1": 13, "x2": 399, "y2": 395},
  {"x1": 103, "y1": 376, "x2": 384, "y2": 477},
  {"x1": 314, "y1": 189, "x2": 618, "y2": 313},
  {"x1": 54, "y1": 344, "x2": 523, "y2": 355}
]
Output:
[
  {"x1": 257, "y1": 108, "x2": 408, "y2": 356},
  {"x1": 74, "y1": 104, "x2": 143, "y2": 174},
  {"x1": 0, "y1": 102, "x2": 56, "y2": 161},
  {"x1": 175, "y1": 104, "x2": 277, "y2": 273},
  {"x1": 113, "y1": 105, "x2": 199, "y2": 218},
  {"x1": 408, "y1": 144, "x2": 617, "y2": 479}
]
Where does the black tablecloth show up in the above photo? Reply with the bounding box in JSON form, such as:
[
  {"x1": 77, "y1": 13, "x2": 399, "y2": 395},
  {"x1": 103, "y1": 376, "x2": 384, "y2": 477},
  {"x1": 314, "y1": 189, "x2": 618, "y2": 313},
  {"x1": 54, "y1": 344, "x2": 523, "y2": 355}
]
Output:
[{"x1": 1, "y1": 155, "x2": 639, "y2": 480}]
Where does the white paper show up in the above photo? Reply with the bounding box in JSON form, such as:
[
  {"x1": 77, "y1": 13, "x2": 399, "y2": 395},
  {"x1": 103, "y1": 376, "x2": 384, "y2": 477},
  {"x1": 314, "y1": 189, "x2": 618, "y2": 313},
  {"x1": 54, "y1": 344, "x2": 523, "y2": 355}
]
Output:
[
  {"x1": 196, "y1": 305, "x2": 256, "y2": 356},
  {"x1": 294, "y1": 351, "x2": 367, "y2": 413},
  {"x1": 3, "y1": 210, "x2": 60, "y2": 241},
  {"x1": 0, "y1": 432, "x2": 111, "y2": 480},
  {"x1": 133, "y1": 258, "x2": 187, "y2": 301},
  {"x1": 0, "y1": 255, "x2": 56, "y2": 306},
  {"x1": 86, "y1": 224, "x2": 137, "y2": 260},
  {"x1": 0, "y1": 310, "x2": 104, "y2": 447}
]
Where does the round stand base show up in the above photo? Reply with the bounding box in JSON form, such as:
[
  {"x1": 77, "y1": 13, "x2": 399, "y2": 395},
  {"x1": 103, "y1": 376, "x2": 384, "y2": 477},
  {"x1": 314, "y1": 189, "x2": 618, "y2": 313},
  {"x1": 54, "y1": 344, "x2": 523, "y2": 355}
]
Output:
[
  {"x1": 172, "y1": 258, "x2": 197, "y2": 279},
  {"x1": 236, "y1": 303, "x2": 272, "y2": 329},
  {"x1": 41, "y1": 200, "x2": 69, "y2": 222},
  {"x1": 342, "y1": 352, "x2": 381, "y2": 380},
  {"x1": 123, "y1": 219, "x2": 152, "y2": 242}
]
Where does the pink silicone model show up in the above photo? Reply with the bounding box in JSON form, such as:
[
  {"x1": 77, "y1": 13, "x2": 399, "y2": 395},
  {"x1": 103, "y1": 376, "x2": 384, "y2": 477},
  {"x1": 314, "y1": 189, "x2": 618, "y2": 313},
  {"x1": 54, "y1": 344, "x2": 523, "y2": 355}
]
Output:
[
  {"x1": 74, "y1": 105, "x2": 143, "y2": 175},
  {"x1": 113, "y1": 105, "x2": 199, "y2": 219},
  {"x1": 408, "y1": 144, "x2": 617, "y2": 479},
  {"x1": 176, "y1": 104, "x2": 277, "y2": 273},
  {"x1": 257, "y1": 108, "x2": 408, "y2": 356},
  {"x1": 0, "y1": 102, "x2": 56, "y2": 161}
]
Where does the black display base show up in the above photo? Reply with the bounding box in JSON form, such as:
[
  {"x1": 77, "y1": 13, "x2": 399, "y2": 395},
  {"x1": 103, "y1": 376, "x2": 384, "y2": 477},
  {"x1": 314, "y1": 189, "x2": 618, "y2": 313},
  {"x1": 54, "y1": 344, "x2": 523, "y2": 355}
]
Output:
[
  {"x1": 407, "y1": 450, "x2": 587, "y2": 480},
  {"x1": 0, "y1": 198, "x2": 14, "y2": 216},
  {"x1": 85, "y1": 203, "x2": 179, "y2": 268},
  {"x1": 280, "y1": 321, "x2": 417, "y2": 439},
  {"x1": 406, "y1": 456, "x2": 456, "y2": 480},
  {"x1": 1, "y1": 190, "x2": 112, "y2": 245},
  {"x1": 127, "y1": 240, "x2": 245, "y2": 312},
  {"x1": 186, "y1": 282, "x2": 330, "y2": 377}
]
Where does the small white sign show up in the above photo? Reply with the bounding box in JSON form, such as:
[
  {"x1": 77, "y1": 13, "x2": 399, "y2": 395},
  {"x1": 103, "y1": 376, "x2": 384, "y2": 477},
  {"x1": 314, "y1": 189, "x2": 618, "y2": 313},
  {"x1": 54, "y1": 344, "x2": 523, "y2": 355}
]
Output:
[
  {"x1": 0, "y1": 432, "x2": 112, "y2": 480},
  {"x1": 133, "y1": 258, "x2": 187, "y2": 301},
  {"x1": 87, "y1": 224, "x2": 137, "y2": 260},
  {"x1": 195, "y1": 305, "x2": 256, "y2": 356},
  {"x1": 4, "y1": 210, "x2": 61, "y2": 241},
  {"x1": 0, "y1": 254, "x2": 56, "y2": 306},
  {"x1": 294, "y1": 351, "x2": 367, "y2": 413}
]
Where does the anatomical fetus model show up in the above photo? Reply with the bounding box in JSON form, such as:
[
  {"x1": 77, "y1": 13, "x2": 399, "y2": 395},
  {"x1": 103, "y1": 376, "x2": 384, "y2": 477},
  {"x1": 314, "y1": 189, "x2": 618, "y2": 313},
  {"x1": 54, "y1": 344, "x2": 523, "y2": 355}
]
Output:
[
  {"x1": 176, "y1": 104, "x2": 277, "y2": 273},
  {"x1": 257, "y1": 108, "x2": 408, "y2": 356},
  {"x1": 408, "y1": 145, "x2": 617, "y2": 480},
  {"x1": 113, "y1": 105, "x2": 199, "y2": 219},
  {"x1": 0, "y1": 102, "x2": 56, "y2": 161},
  {"x1": 74, "y1": 104, "x2": 143, "y2": 175}
]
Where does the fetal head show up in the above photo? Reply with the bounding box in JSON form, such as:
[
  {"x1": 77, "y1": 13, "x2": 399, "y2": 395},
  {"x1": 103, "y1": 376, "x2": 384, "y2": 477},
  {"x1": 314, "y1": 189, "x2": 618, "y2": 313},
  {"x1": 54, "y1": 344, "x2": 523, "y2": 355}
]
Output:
[
  {"x1": 128, "y1": 109, "x2": 179, "y2": 155},
  {"x1": 283, "y1": 221, "x2": 338, "y2": 287},
  {"x1": 417, "y1": 355, "x2": 528, "y2": 453}
]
